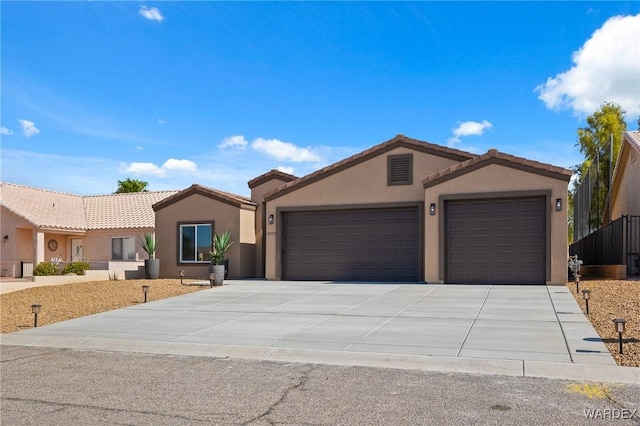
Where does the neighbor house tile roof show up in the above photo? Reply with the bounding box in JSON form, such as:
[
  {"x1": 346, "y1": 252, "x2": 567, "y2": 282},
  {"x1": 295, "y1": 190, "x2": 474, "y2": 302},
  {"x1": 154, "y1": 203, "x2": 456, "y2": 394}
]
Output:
[
  {"x1": 422, "y1": 148, "x2": 573, "y2": 188},
  {"x1": 625, "y1": 130, "x2": 640, "y2": 152},
  {"x1": 152, "y1": 184, "x2": 256, "y2": 211},
  {"x1": 0, "y1": 183, "x2": 87, "y2": 230},
  {"x1": 83, "y1": 190, "x2": 179, "y2": 229},
  {"x1": 0, "y1": 182, "x2": 178, "y2": 231},
  {"x1": 264, "y1": 134, "x2": 476, "y2": 201}
]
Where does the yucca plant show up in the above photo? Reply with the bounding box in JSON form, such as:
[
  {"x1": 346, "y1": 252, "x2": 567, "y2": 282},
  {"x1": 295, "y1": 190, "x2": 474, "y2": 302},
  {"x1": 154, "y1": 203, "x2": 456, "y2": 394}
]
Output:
[
  {"x1": 138, "y1": 233, "x2": 157, "y2": 259},
  {"x1": 209, "y1": 231, "x2": 233, "y2": 265}
]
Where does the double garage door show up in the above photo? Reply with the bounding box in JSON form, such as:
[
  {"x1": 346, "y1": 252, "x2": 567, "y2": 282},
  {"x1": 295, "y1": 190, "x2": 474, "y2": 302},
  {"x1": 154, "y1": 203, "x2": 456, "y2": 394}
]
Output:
[
  {"x1": 445, "y1": 197, "x2": 546, "y2": 284},
  {"x1": 281, "y1": 197, "x2": 546, "y2": 284},
  {"x1": 283, "y1": 206, "x2": 421, "y2": 281}
]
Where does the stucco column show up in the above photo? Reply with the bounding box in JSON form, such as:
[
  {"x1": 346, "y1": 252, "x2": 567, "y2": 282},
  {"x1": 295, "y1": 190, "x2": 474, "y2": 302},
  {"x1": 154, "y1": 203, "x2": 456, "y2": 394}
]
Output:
[{"x1": 35, "y1": 230, "x2": 45, "y2": 264}]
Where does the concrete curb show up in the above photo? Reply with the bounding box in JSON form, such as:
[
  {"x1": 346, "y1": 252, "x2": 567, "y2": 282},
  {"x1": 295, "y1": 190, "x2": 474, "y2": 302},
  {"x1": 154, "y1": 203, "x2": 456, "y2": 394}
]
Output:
[{"x1": 2, "y1": 336, "x2": 638, "y2": 385}]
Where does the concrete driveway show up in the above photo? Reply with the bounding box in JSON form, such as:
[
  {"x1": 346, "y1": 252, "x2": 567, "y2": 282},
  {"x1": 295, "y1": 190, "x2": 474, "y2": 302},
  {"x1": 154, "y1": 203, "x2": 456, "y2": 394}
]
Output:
[{"x1": 2, "y1": 281, "x2": 637, "y2": 383}]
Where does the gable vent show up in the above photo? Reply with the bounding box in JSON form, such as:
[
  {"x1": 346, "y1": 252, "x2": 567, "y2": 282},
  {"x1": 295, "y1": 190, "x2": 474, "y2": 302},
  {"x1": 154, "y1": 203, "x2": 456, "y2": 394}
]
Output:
[{"x1": 388, "y1": 154, "x2": 413, "y2": 185}]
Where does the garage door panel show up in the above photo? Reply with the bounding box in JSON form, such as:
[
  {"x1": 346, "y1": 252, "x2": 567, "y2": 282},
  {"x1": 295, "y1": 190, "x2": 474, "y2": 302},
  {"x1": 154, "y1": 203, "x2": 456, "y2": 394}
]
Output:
[
  {"x1": 283, "y1": 207, "x2": 421, "y2": 281},
  {"x1": 446, "y1": 197, "x2": 546, "y2": 285}
]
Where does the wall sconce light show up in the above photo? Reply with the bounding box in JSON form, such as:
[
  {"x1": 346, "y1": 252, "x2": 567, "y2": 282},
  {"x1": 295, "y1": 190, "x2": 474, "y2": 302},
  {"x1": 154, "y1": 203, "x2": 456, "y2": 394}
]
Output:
[
  {"x1": 555, "y1": 198, "x2": 562, "y2": 211},
  {"x1": 268, "y1": 214, "x2": 274, "y2": 225},
  {"x1": 31, "y1": 304, "x2": 42, "y2": 327},
  {"x1": 429, "y1": 203, "x2": 436, "y2": 216},
  {"x1": 582, "y1": 289, "x2": 590, "y2": 315},
  {"x1": 142, "y1": 285, "x2": 149, "y2": 303},
  {"x1": 613, "y1": 318, "x2": 626, "y2": 354},
  {"x1": 2, "y1": 235, "x2": 8, "y2": 243}
]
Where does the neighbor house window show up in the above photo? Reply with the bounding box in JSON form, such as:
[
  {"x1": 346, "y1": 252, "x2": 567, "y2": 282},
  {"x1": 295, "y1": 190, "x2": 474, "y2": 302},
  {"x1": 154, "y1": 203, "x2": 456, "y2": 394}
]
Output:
[
  {"x1": 388, "y1": 153, "x2": 413, "y2": 185},
  {"x1": 112, "y1": 237, "x2": 136, "y2": 260},
  {"x1": 180, "y1": 223, "x2": 213, "y2": 263}
]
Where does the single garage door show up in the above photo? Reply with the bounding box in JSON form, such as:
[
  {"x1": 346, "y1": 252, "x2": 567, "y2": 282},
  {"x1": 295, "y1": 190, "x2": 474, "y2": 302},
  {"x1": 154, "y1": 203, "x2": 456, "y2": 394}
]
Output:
[
  {"x1": 445, "y1": 197, "x2": 546, "y2": 284},
  {"x1": 283, "y1": 207, "x2": 421, "y2": 281}
]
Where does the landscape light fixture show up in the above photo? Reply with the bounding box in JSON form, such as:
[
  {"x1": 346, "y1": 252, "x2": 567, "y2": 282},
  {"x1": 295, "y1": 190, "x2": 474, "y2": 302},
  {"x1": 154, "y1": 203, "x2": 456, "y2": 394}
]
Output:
[
  {"x1": 268, "y1": 214, "x2": 274, "y2": 225},
  {"x1": 555, "y1": 198, "x2": 562, "y2": 211},
  {"x1": 575, "y1": 274, "x2": 581, "y2": 294},
  {"x1": 180, "y1": 270, "x2": 185, "y2": 285},
  {"x1": 429, "y1": 203, "x2": 436, "y2": 216},
  {"x1": 582, "y1": 289, "x2": 591, "y2": 315},
  {"x1": 613, "y1": 319, "x2": 626, "y2": 354},
  {"x1": 31, "y1": 304, "x2": 41, "y2": 327},
  {"x1": 142, "y1": 285, "x2": 149, "y2": 303},
  {"x1": 209, "y1": 273, "x2": 215, "y2": 288}
]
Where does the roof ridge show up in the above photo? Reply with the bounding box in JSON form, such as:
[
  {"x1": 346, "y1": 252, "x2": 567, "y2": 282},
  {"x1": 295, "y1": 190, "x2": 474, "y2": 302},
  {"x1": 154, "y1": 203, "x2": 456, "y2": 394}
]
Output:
[{"x1": 0, "y1": 181, "x2": 81, "y2": 198}]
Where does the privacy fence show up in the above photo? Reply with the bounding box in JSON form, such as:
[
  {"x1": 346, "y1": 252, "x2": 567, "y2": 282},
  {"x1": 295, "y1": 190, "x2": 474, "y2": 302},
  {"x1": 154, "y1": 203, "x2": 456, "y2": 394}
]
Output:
[{"x1": 569, "y1": 215, "x2": 640, "y2": 277}]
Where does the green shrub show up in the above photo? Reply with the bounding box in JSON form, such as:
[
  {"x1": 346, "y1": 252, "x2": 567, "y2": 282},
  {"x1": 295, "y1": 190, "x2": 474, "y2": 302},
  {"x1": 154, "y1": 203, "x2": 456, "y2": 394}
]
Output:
[
  {"x1": 33, "y1": 262, "x2": 58, "y2": 276},
  {"x1": 62, "y1": 261, "x2": 91, "y2": 275}
]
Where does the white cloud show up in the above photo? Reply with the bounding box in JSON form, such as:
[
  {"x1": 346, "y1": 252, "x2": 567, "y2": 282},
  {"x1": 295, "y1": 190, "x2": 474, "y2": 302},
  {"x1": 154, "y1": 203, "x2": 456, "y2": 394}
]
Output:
[
  {"x1": 121, "y1": 162, "x2": 166, "y2": 177},
  {"x1": 157, "y1": 118, "x2": 166, "y2": 125},
  {"x1": 162, "y1": 158, "x2": 197, "y2": 172},
  {"x1": 136, "y1": 145, "x2": 144, "y2": 151},
  {"x1": 18, "y1": 119, "x2": 40, "y2": 137},
  {"x1": 139, "y1": 6, "x2": 164, "y2": 22},
  {"x1": 535, "y1": 14, "x2": 640, "y2": 117},
  {"x1": 218, "y1": 135, "x2": 248, "y2": 151},
  {"x1": 251, "y1": 137, "x2": 320, "y2": 162},
  {"x1": 447, "y1": 120, "x2": 493, "y2": 147},
  {"x1": 1, "y1": 127, "x2": 13, "y2": 135},
  {"x1": 120, "y1": 158, "x2": 197, "y2": 177},
  {"x1": 277, "y1": 166, "x2": 295, "y2": 175}
]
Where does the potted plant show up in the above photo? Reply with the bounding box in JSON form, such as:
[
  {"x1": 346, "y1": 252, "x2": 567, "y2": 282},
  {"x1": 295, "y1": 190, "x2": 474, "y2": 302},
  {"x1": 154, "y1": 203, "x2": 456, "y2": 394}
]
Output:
[
  {"x1": 139, "y1": 233, "x2": 159, "y2": 279},
  {"x1": 209, "y1": 231, "x2": 233, "y2": 286}
]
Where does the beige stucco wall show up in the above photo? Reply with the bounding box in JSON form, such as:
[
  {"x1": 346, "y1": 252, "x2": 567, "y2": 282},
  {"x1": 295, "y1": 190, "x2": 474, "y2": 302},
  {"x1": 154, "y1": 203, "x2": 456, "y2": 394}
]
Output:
[
  {"x1": 154, "y1": 193, "x2": 256, "y2": 279},
  {"x1": 250, "y1": 178, "x2": 292, "y2": 277},
  {"x1": 264, "y1": 148, "x2": 462, "y2": 279},
  {"x1": 82, "y1": 228, "x2": 154, "y2": 262},
  {"x1": 611, "y1": 144, "x2": 640, "y2": 219},
  {"x1": 0, "y1": 208, "x2": 32, "y2": 277},
  {"x1": 424, "y1": 163, "x2": 569, "y2": 285}
]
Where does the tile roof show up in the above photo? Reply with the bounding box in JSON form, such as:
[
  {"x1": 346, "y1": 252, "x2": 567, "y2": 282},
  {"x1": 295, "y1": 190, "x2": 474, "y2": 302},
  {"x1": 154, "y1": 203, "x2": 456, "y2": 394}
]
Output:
[
  {"x1": 0, "y1": 183, "x2": 87, "y2": 230},
  {"x1": 152, "y1": 184, "x2": 256, "y2": 211},
  {"x1": 264, "y1": 134, "x2": 476, "y2": 201},
  {"x1": 422, "y1": 148, "x2": 573, "y2": 188},
  {"x1": 625, "y1": 130, "x2": 640, "y2": 153},
  {"x1": 84, "y1": 190, "x2": 179, "y2": 229},
  {"x1": 247, "y1": 169, "x2": 298, "y2": 189},
  {"x1": 0, "y1": 182, "x2": 178, "y2": 231}
]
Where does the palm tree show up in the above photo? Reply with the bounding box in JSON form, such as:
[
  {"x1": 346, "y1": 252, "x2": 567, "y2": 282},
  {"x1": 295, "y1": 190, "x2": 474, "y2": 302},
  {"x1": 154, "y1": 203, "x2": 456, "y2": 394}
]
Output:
[{"x1": 115, "y1": 178, "x2": 149, "y2": 193}]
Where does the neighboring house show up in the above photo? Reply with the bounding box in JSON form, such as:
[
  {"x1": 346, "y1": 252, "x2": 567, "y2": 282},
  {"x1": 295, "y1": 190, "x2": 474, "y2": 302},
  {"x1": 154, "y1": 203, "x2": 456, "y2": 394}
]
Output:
[
  {"x1": 0, "y1": 182, "x2": 178, "y2": 278},
  {"x1": 605, "y1": 131, "x2": 640, "y2": 221},
  {"x1": 2, "y1": 134, "x2": 573, "y2": 285},
  {"x1": 259, "y1": 135, "x2": 572, "y2": 285}
]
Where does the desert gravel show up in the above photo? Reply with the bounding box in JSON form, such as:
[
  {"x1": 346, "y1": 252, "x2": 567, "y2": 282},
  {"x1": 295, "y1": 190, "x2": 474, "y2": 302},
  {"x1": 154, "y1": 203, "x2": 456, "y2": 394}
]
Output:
[
  {"x1": 566, "y1": 279, "x2": 640, "y2": 367},
  {"x1": 1, "y1": 278, "x2": 638, "y2": 367},
  {"x1": 0, "y1": 279, "x2": 209, "y2": 334}
]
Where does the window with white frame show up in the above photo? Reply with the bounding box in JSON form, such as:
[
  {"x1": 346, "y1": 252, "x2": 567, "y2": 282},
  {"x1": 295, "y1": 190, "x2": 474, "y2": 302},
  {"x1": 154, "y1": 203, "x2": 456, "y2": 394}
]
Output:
[
  {"x1": 112, "y1": 237, "x2": 136, "y2": 260},
  {"x1": 180, "y1": 223, "x2": 213, "y2": 263}
]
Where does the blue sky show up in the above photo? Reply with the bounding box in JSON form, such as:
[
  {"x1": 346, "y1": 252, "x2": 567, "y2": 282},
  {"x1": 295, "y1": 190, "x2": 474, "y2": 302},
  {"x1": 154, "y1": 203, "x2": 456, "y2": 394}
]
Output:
[{"x1": 2, "y1": 2, "x2": 639, "y2": 196}]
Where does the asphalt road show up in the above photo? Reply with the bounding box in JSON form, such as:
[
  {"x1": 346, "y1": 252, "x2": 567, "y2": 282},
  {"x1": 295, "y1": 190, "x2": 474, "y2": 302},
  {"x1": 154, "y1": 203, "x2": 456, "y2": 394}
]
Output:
[{"x1": 1, "y1": 346, "x2": 639, "y2": 425}]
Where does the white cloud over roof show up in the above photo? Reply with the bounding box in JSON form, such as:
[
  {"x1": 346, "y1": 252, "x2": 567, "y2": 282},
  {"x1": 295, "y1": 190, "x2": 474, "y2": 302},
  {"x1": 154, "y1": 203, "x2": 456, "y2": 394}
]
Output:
[
  {"x1": 18, "y1": 119, "x2": 40, "y2": 137},
  {"x1": 447, "y1": 120, "x2": 492, "y2": 147},
  {"x1": 251, "y1": 137, "x2": 320, "y2": 162},
  {"x1": 139, "y1": 6, "x2": 164, "y2": 22},
  {"x1": 536, "y1": 14, "x2": 640, "y2": 117},
  {"x1": 218, "y1": 135, "x2": 249, "y2": 151}
]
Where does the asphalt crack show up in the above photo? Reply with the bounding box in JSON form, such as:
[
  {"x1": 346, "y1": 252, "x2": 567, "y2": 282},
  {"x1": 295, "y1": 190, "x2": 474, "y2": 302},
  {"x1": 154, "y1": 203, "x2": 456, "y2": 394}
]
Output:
[
  {"x1": 243, "y1": 365, "x2": 316, "y2": 425},
  {"x1": 2, "y1": 396, "x2": 236, "y2": 424}
]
